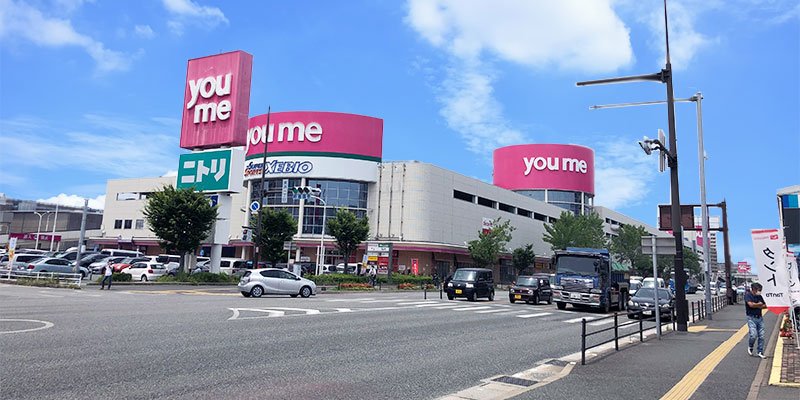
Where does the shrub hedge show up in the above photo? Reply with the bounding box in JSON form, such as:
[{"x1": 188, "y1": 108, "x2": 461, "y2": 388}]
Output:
[
  {"x1": 96, "y1": 273, "x2": 132, "y2": 282},
  {"x1": 156, "y1": 272, "x2": 238, "y2": 284}
]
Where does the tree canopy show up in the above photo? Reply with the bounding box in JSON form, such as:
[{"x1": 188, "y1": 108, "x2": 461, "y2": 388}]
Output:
[
  {"x1": 610, "y1": 224, "x2": 652, "y2": 277},
  {"x1": 251, "y1": 208, "x2": 297, "y2": 266},
  {"x1": 327, "y1": 209, "x2": 370, "y2": 272},
  {"x1": 468, "y1": 218, "x2": 515, "y2": 268},
  {"x1": 543, "y1": 211, "x2": 606, "y2": 251},
  {"x1": 512, "y1": 244, "x2": 537, "y2": 275},
  {"x1": 142, "y1": 185, "x2": 216, "y2": 271}
]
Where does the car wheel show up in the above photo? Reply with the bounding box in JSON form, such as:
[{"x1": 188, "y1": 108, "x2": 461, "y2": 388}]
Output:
[
  {"x1": 488, "y1": 290, "x2": 494, "y2": 301},
  {"x1": 241, "y1": 291, "x2": 251, "y2": 298},
  {"x1": 290, "y1": 294, "x2": 298, "y2": 298},
  {"x1": 556, "y1": 302, "x2": 566, "y2": 310},
  {"x1": 627, "y1": 313, "x2": 636, "y2": 320},
  {"x1": 467, "y1": 292, "x2": 476, "y2": 302},
  {"x1": 141, "y1": 275, "x2": 148, "y2": 282},
  {"x1": 447, "y1": 294, "x2": 454, "y2": 300},
  {"x1": 300, "y1": 286, "x2": 312, "y2": 298},
  {"x1": 81, "y1": 271, "x2": 87, "y2": 279},
  {"x1": 250, "y1": 286, "x2": 264, "y2": 298},
  {"x1": 509, "y1": 296, "x2": 516, "y2": 303}
]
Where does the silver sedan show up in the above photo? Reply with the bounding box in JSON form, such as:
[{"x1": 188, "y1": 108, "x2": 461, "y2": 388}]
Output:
[{"x1": 238, "y1": 268, "x2": 317, "y2": 298}]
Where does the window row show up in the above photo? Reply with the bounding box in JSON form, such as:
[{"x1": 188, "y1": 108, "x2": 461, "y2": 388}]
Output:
[
  {"x1": 114, "y1": 219, "x2": 145, "y2": 230},
  {"x1": 452, "y1": 190, "x2": 557, "y2": 223},
  {"x1": 115, "y1": 192, "x2": 151, "y2": 201}
]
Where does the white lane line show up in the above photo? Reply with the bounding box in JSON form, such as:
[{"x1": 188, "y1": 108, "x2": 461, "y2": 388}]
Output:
[
  {"x1": 564, "y1": 316, "x2": 597, "y2": 324},
  {"x1": 265, "y1": 307, "x2": 321, "y2": 315},
  {"x1": 227, "y1": 308, "x2": 286, "y2": 320},
  {"x1": 452, "y1": 306, "x2": 492, "y2": 312},
  {"x1": 431, "y1": 305, "x2": 464, "y2": 309},
  {"x1": 38, "y1": 294, "x2": 62, "y2": 298},
  {"x1": 325, "y1": 298, "x2": 375, "y2": 302},
  {"x1": 396, "y1": 301, "x2": 439, "y2": 306},
  {"x1": 358, "y1": 299, "x2": 407, "y2": 303},
  {"x1": 494, "y1": 310, "x2": 527, "y2": 315},
  {"x1": 415, "y1": 303, "x2": 447, "y2": 308},
  {"x1": 495, "y1": 304, "x2": 512, "y2": 308},
  {"x1": 0, "y1": 319, "x2": 55, "y2": 335},
  {"x1": 334, "y1": 308, "x2": 353, "y2": 313},
  {"x1": 516, "y1": 312, "x2": 553, "y2": 319},
  {"x1": 589, "y1": 319, "x2": 614, "y2": 326},
  {"x1": 474, "y1": 309, "x2": 509, "y2": 314}
]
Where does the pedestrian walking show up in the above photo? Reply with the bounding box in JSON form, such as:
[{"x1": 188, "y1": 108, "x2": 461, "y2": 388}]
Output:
[
  {"x1": 368, "y1": 266, "x2": 377, "y2": 287},
  {"x1": 101, "y1": 261, "x2": 113, "y2": 290},
  {"x1": 432, "y1": 272, "x2": 440, "y2": 289},
  {"x1": 745, "y1": 282, "x2": 767, "y2": 358}
]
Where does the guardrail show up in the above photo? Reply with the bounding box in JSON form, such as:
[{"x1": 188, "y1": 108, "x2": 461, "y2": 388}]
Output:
[
  {"x1": 580, "y1": 309, "x2": 676, "y2": 365},
  {"x1": 690, "y1": 292, "x2": 739, "y2": 323},
  {"x1": 0, "y1": 269, "x2": 83, "y2": 287}
]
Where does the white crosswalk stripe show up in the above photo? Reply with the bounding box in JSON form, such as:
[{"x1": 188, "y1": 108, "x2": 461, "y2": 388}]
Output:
[
  {"x1": 431, "y1": 305, "x2": 464, "y2": 309},
  {"x1": 451, "y1": 306, "x2": 492, "y2": 311},
  {"x1": 564, "y1": 316, "x2": 597, "y2": 324},
  {"x1": 396, "y1": 301, "x2": 439, "y2": 306},
  {"x1": 474, "y1": 309, "x2": 509, "y2": 314},
  {"x1": 588, "y1": 319, "x2": 614, "y2": 326},
  {"x1": 516, "y1": 312, "x2": 552, "y2": 319}
]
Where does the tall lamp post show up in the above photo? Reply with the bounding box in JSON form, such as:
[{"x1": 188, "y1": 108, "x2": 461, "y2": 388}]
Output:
[
  {"x1": 577, "y1": 0, "x2": 689, "y2": 331},
  {"x1": 590, "y1": 92, "x2": 714, "y2": 319},
  {"x1": 33, "y1": 211, "x2": 51, "y2": 250},
  {"x1": 310, "y1": 190, "x2": 327, "y2": 276}
]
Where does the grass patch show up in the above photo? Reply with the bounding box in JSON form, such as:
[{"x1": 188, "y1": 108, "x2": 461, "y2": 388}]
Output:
[{"x1": 156, "y1": 272, "x2": 238, "y2": 284}]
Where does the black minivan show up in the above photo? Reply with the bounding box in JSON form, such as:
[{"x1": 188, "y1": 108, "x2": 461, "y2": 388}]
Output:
[{"x1": 445, "y1": 268, "x2": 494, "y2": 301}]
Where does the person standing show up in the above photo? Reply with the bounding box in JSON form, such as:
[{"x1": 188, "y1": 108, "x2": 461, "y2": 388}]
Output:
[
  {"x1": 101, "y1": 261, "x2": 113, "y2": 290},
  {"x1": 745, "y1": 282, "x2": 767, "y2": 358}
]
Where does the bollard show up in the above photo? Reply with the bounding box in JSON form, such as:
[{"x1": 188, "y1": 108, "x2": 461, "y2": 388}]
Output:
[
  {"x1": 614, "y1": 313, "x2": 619, "y2": 351},
  {"x1": 424, "y1": 285, "x2": 427, "y2": 299},
  {"x1": 691, "y1": 302, "x2": 695, "y2": 323},
  {"x1": 581, "y1": 319, "x2": 587, "y2": 365},
  {"x1": 440, "y1": 287, "x2": 443, "y2": 299},
  {"x1": 639, "y1": 314, "x2": 644, "y2": 342}
]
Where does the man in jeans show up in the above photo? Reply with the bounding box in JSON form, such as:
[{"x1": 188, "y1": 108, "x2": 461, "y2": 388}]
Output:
[
  {"x1": 100, "y1": 261, "x2": 113, "y2": 290},
  {"x1": 745, "y1": 282, "x2": 767, "y2": 358}
]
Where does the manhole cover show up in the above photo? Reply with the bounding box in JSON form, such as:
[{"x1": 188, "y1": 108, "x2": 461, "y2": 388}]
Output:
[{"x1": 490, "y1": 376, "x2": 538, "y2": 387}]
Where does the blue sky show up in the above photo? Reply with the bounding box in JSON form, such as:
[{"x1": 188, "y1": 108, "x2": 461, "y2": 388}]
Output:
[{"x1": 1, "y1": 0, "x2": 798, "y2": 266}]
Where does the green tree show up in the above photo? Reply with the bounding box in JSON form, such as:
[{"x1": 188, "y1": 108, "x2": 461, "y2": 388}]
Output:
[
  {"x1": 543, "y1": 211, "x2": 607, "y2": 251},
  {"x1": 512, "y1": 244, "x2": 537, "y2": 276},
  {"x1": 468, "y1": 218, "x2": 515, "y2": 268},
  {"x1": 327, "y1": 209, "x2": 370, "y2": 273},
  {"x1": 656, "y1": 248, "x2": 702, "y2": 280},
  {"x1": 251, "y1": 208, "x2": 297, "y2": 266},
  {"x1": 610, "y1": 225, "x2": 652, "y2": 277},
  {"x1": 142, "y1": 185, "x2": 216, "y2": 272}
]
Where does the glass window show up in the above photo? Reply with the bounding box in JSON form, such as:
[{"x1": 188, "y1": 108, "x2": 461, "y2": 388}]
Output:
[
  {"x1": 124, "y1": 220, "x2": 132, "y2": 229},
  {"x1": 278, "y1": 271, "x2": 296, "y2": 280},
  {"x1": 260, "y1": 270, "x2": 281, "y2": 278},
  {"x1": 548, "y1": 190, "x2": 582, "y2": 203},
  {"x1": 453, "y1": 270, "x2": 477, "y2": 281},
  {"x1": 114, "y1": 220, "x2": 122, "y2": 229},
  {"x1": 135, "y1": 219, "x2": 144, "y2": 230},
  {"x1": 516, "y1": 190, "x2": 546, "y2": 201},
  {"x1": 477, "y1": 197, "x2": 495, "y2": 208},
  {"x1": 116, "y1": 192, "x2": 138, "y2": 201}
]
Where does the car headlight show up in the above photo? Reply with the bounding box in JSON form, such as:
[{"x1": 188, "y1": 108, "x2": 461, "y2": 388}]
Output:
[
  {"x1": 629, "y1": 301, "x2": 638, "y2": 306},
  {"x1": 660, "y1": 303, "x2": 671, "y2": 308},
  {"x1": 527, "y1": 289, "x2": 533, "y2": 294},
  {"x1": 509, "y1": 288, "x2": 514, "y2": 293},
  {"x1": 465, "y1": 283, "x2": 474, "y2": 288},
  {"x1": 447, "y1": 282, "x2": 453, "y2": 287}
]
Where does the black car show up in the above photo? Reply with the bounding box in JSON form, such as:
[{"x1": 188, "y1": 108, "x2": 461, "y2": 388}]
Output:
[
  {"x1": 627, "y1": 287, "x2": 674, "y2": 319},
  {"x1": 445, "y1": 268, "x2": 494, "y2": 301},
  {"x1": 509, "y1": 275, "x2": 553, "y2": 305}
]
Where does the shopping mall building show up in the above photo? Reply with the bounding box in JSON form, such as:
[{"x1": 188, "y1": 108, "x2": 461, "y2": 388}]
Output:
[{"x1": 91, "y1": 50, "x2": 665, "y2": 282}]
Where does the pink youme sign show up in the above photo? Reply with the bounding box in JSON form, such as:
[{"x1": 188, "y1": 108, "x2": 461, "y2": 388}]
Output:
[
  {"x1": 493, "y1": 144, "x2": 595, "y2": 194},
  {"x1": 245, "y1": 111, "x2": 383, "y2": 160},
  {"x1": 180, "y1": 51, "x2": 253, "y2": 150}
]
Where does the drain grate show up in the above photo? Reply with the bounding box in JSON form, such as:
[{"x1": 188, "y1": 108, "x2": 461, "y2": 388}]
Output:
[
  {"x1": 490, "y1": 376, "x2": 538, "y2": 387},
  {"x1": 545, "y1": 359, "x2": 569, "y2": 367}
]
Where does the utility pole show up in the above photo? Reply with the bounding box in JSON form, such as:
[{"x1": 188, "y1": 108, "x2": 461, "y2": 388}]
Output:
[
  {"x1": 74, "y1": 199, "x2": 88, "y2": 275},
  {"x1": 252, "y1": 106, "x2": 271, "y2": 268},
  {"x1": 721, "y1": 201, "x2": 733, "y2": 304}
]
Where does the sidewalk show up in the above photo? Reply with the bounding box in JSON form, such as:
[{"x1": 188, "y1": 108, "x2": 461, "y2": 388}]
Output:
[{"x1": 514, "y1": 305, "x2": 797, "y2": 400}]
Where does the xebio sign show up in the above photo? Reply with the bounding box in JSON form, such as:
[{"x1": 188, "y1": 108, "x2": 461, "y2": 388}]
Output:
[
  {"x1": 493, "y1": 144, "x2": 595, "y2": 194},
  {"x1": 180, "y1": 51, "x2": 253, "y2": 150}
]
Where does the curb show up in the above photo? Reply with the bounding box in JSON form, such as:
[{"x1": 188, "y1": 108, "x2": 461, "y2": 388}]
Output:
[{"x1": 769, "y1": 331, "x2": 800, "y2": 388}]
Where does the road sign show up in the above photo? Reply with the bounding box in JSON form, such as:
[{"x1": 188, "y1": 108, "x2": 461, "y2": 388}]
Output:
[
  {"x1": 283, "y1": 241, "x2": 297, "y2": 251},
  {"x1": 281, "y1": 179, "x2": 289, "y2": 204},
  {"x1": 641, "y1": 236, "x2": 677, "y2": 255},
  {"x1": 250, "y1": 201, "x2": 260, "y2": 212},
  {"x1": 177, "y1": 148, "x2": 244, "y2": 192},
  {"x1": 207, "y1": 194, "x2": 219, "y2": 208},
  {"x1": 658, "y1": 204, "x2": 696, "y2": 231}
]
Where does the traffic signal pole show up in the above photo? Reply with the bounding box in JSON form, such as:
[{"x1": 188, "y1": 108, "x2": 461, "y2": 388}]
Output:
[{"x1": 253, "y1": 106, "x2": 271, "y2": 268}]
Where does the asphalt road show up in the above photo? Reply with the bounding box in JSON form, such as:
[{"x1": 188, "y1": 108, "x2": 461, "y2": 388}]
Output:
[{"x1": 0, "y1": 284, "x2": 706, "y2": 400}]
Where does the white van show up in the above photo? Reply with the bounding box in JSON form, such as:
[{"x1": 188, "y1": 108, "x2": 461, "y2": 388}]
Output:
[
  {"x1": 219, "y1": 258, "x2": 246, "y2": 275},
  {"x1": 100, "y1": 249, "x2": 143, "y2": 258},
  {"x1": 642, "y1": 277, "x2": 666, "y2": 289}
]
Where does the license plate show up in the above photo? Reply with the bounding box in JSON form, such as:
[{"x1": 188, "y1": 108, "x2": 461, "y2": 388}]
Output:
[
  {"x1": 514, "y1": 295, "x2": 522, "y2": 299},
  {"x1": 570, "y1": 293, "x2": 581, "y2": 300},
  {"x1": 455, "y1": 289, "x2": 462, "y2": 294},
  {"x1": 643, "y1": 310, "x2": 652, "y2": 316}
]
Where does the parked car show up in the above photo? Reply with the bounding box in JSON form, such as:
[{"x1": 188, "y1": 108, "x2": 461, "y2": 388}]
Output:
[
  {"x1": 55, "y1": 250, "x2": 98, "y2": 261},
  {"x1": 111, "y1": 257, "x2": 149, "y2": 273},
  {"x1": 76, "y1": 253, "x2": 108, "y2": 268},
  {"x1": 629, "y1": 279, "x2": 643, "y2": 294},
  {"x1": 90, "y1": 256, "x2": 126, "y2": 274},
  {"x1": 627, "y1": 288, "x2": 674, "y2": 319},
  {"x1": 24, "y1": 257, "x2": 90, "y2": 277},
  {"x1": 642, "y1": 277, "x2": 666, "y2": 289},
  {"x1": 4, "y1": 254, "x2": 46, "y2": 271},
  {"x1": 335, "y1": 263, "x2": 364, "y2": 275},
  {"x1": 237, "y1": 268, "x2": 317, "y2": 298},
  {"x1": 121, "y1": 261, "x2": 167, "y2": 282},
  {"x1": 509, "y1": 275, "x2": 552, "y2": 305},
  {"x1": 445, "y1": 268, "x2": 495, "y2": 301},
  {"x1": 99, "y1": 249, "x2": 143, "y2": 258}
]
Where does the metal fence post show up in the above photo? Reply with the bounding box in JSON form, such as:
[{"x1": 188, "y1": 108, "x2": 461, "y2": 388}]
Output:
[
  {"x1": 691, "y1": 302, "x2": 695, "y2": 323},
  {"x1": 581, "y1": 318, "x2": 587, "y2": 365},
  {"x1": 614, "y1": 313, "x2": 619, "y2": 351},
  {"x1": 639, "y1": 313, "x2": 644, "y2": 342},
  {"x1": 424, "y1": 285, "x2": 427, "y2": 300}
]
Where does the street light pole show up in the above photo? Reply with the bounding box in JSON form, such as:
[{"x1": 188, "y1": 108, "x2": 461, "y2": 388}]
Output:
[
  {"x1": 693, "y1": 93, "x2": 714, "y2": 319},
  {"x1": 253, "y1": 106, "x2": 271, "y2": 268},
  {"x1": 33, "y1": 211, "x2": 49, "y2": 250},
  {"x1": 312, "y1": 195, "x2": 327, "y2": 276}
]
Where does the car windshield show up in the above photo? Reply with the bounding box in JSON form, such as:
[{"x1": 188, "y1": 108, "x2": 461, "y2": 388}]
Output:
[
  {"x1": 452, "y1": 270, "x2": 477, "y2": 281},
  {"x1": 516, "y1": 277, "x2": 537, "y2": 287},
  {"x1": 557, "y1": 256, "x2": 598, "y2": 276},
  {"x1": 634, "y1": 288, "x2": 671, "y2": 299}
]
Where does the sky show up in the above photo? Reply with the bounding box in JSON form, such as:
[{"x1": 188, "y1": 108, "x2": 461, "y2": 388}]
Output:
[{"x1": 1, "y1": 0, "x2": 798, "y2": 267}]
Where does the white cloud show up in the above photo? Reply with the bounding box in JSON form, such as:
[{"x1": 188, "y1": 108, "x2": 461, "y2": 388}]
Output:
[
  {"x1": 38, "y1": 194, "x2": 106, "y2": 210},
  {"x1": 405, "y1": 0, "x2": 634, "y2": 160},
  {"x1": 0, "y1": 0, "x2": 132, "y2": 73},
  {"x1": 0, "y1": 114, "x2": 180, "y2": 180},
  {"x1": 636, "y1": 0, "x2": 717, "y2": 71},
  {"x1": 593, "y1": 139, "x2": 659, "y2": 210},
  {"x1": 162, "y1": 170, "x2": 178, "y2": 177},
  {"x1": 134, "y1": 24, "x2": 155, "y2": 39},
  {"x1": 162, "y1": 0, "x2": 228, "y2": 35}
]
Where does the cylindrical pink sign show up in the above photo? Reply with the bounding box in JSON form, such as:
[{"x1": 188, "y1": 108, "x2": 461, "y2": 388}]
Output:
[
  {"x1": 245, "y1": 111, "x2": 383, "y2": 161},
  {"x1": 493, "y1": 144, "x2": 595, "y2": 194}
]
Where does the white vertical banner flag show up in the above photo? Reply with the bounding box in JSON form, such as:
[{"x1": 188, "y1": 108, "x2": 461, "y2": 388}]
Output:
[
  {"x1": 751, "y1": 229, "x2": 789, "y2": 314},
  {"x1": 787, "y1": 252, "x2": 800, "y2": 307}
]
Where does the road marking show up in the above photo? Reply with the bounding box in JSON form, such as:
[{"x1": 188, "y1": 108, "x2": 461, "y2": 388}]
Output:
[
  {"x1": 334, "y1": 308, "x2": 353, "y2": 313},
  {"x1": 517, "y1": 312, "x2": 553, "y2": 319},
  {"x1": 396, "y1": 301, "x2": 439, "y2": 306},
  {"x1": 451, "y1": 306, "x2": 491, "y2": 311},
  {"x1": 474, "y1": 309, "x2": 509, "y2": 314},
  {"x1": 431, "y1": 305, "x2": 464, "y2": 309},
  {"x1": 228, "y1": 308, "x2": 286, "y2": 320},
  {"x1": 265, "y1": 307, "x2": 321, "y2": 315},
  {"x1": 325, "y1": 298, "x2": 376, "y2": 302},
  {"x1": 0, "y1": 319, "x2": 55, "y2": 335},
  {"x1": 495, "y1": 310, "x2": 527, "y2": 315},
  {"x1": 589, "y1": 319, "x2": 614, "y2": 326},
  {"x1": 564, "y1": 316, "x2": 597, "y2": 324},
  {"x1": 414, "y1": 303, "x2": 447, "y2": 308},
  {"x1": 659, "y1": 323, "x2": 749, "y2": 400}
]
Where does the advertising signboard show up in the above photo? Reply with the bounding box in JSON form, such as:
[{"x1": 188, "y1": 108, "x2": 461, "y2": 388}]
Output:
[
  {"x1": 177, "y1": 148, "x2": 245, "y2": 192},
  {"x1": 180, "y1": 51, "x2": 253, "y2": 150},
  {"x1": 493, "y1": 144, "x2": 594, "y2": 194},
  {"x1": 751, "y1": 229, "x2": 790, "y2": 314}
]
